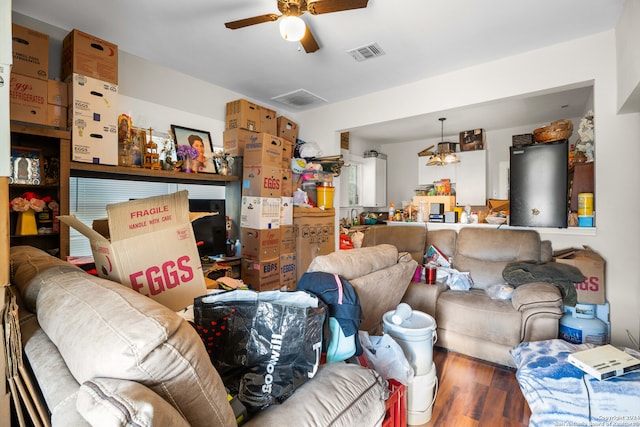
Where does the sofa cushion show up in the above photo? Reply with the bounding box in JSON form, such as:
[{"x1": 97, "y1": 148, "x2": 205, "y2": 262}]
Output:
[
  {"x1": 540, "y1": 240, "x2": 553, "y2": 262},
  {"x1": 36, "y1": 269, "x2": 236, "y2": 427},
  {"x1": 244, "y1": 362, "x2": 386, "y2": 427},
  {"x1": 437, "y1": 289, "x2": 522, "y2": 347},
  {"x1": 77, "y1": 378, "x2": 190, "y2": 427},
  {"x1": 351, "y1": 261, "x2": 417, "y2": 333},
  {"x1": 454, "y1": 228, "x2": 541, "y2": 289},
  {"x1": 426, "y1": 229, "x2": 457, "y2": 260},
  {"x1": 23, "y1": 328, "x2": 89, "y2": 426},
  {"x1": 307, "y1": 244, "x2": 400, "y2": 280},
  {"x1": 362, "y1": 225, "x2": 427, "y2": 264}
]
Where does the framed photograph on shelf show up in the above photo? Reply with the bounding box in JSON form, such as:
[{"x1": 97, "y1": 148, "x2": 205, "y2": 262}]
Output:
[
  {"x1": 10, "y1": 146, "x2": 43, "y2": 185},
  {"x1": 171, "y1": 125, "x2": 217, "y2": 173}
]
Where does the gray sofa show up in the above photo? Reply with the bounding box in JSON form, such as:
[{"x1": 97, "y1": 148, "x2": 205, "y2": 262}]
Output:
[
  {"x1": 363, "y1": 225, "x2": 564, "y2": 367},
  {"x1": 9, "y1": 245, "x2": 387, "y2": 427}
]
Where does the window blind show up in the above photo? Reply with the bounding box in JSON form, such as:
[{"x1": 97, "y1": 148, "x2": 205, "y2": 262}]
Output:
[{"x1": 69, "y1": 177, "x2": 225, "y2": 256}]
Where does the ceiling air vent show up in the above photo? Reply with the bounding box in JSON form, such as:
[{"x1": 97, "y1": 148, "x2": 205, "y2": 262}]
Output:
[
  {"x1": 347, "y1": 42, "x2": 385, "y2": 62},
  {"x1": 272, "y1": 89, "x2": 328, "y2": 108}
]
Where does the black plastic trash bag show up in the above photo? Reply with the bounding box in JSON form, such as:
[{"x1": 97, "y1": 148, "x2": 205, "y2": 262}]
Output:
[{"x1": 193, "y1": 290, "x2": 326, "y2": 411}]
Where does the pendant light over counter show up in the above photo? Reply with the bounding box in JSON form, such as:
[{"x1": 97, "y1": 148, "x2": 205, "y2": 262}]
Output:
[{"x1": 427, "y1": 117, "x2": 460, "y2": 166}]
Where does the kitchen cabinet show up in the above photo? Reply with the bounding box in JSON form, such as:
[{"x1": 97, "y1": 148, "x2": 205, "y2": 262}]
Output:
[
  {"x1": 417, "y1": 150, "x2": 486, "y2": 206},
  {"x1": 361, "y1": 155, "x2": 386, "y2": 207},
  {"x1": 454, "y1": 150, "x2": 486, "y2": 206}
]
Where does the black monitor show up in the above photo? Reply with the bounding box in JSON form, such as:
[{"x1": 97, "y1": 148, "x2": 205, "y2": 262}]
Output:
[{"x1": 189, "y1": 199, "x2": 227, "y2": 259}]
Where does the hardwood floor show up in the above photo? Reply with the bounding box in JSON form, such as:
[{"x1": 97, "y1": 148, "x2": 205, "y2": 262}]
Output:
[{"x1": 410, "y1": 347, "x2": 531, "y2": 427}]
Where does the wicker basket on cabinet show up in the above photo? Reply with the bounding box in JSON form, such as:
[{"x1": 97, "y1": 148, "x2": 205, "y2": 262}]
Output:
[{"x1": 533, "y1": 119, "x2": 573, "y2": 143}]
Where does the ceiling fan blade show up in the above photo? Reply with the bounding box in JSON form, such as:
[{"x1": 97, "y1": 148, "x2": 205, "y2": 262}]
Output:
[
  {"x1": 306, "y1": 0, "x2": 369, "y2": 15},
  {"x1": 300, "y1": 25, "x2": 320, "y2": 53},
  {"x1": 224, "y1": 13, "x2": 280, "y2": 29}
]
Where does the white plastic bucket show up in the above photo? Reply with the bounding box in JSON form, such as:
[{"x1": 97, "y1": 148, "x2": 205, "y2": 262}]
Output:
[
  {"x1": 407, "y1": 363, "x2": 438, "y2": 425},
  {"x1": 382, "y1": 310, "x2": 437, "y2": 376}
]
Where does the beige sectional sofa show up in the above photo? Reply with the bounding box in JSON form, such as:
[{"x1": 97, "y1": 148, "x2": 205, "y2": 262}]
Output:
[
  {"x1": 363, "y1": 225, "x2": 564, "y2": 367},
  {"x1": 9, "y1": 245, "x2": 388, "y2": 426}
]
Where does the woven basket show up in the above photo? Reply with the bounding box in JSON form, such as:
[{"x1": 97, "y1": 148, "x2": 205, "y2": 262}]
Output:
[{"x1": 533, "y1": 119, "x2": 573, "y2": 143}]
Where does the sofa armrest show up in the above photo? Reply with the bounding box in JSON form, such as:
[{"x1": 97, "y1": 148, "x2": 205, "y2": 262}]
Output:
[
  {"x1": 511, "y1": 282, "x2": 563, "y2": 312},
  {"x1": 77, "y1": 378, "x2": 190, "y2": 427},
  {"x1": 10, "y1": 245, "x2": 83, "y2": 313},
  {"x1": 512, "y1": 282, "x2": 563, "y2": 343},
  {"x1": 401, "y1": 281, "x2": 447, "y2": 318}
]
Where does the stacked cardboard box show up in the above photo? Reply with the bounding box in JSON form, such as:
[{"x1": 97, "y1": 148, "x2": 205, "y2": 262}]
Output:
[
  {"x1": 9, "y1": 24, "x2": 49, "y2": 126},
  {"x1": 10, "y1": 24, "x2": 72, "y2": 129},
  {"x1": 63, "y1": 29, "x2": 119, "y2": 165},
  {"x1": 293, "y1": 207, "x2": 335, "y2": 282},
  {"x1": 278, "y1": 118, "x2": 298, "y2": 289},
  {"x1": 554, "y1": 248, "x2": 606, "y2": 305},
  {"x1": 277, "y1": 116, "x2": 299, "y2": 145},
  {"x1": 47, "y1": 79, "x2": 68, "y2": 128},
  {"x1": 227, "y1": 99, "x2": 299, "y2": 290},
  {"x1": 60, "y1": 191, "x2": 207, "y2": 311}
]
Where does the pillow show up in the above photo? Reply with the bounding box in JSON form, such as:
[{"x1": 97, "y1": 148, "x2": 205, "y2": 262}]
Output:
[{"x1": 77, "y1": 378, "x2": 189, "y2": 427}]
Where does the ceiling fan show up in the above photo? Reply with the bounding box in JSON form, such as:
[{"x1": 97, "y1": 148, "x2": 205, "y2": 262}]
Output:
[{"x1": 224, "y1": 0, "x2": 369, "y2": 53}]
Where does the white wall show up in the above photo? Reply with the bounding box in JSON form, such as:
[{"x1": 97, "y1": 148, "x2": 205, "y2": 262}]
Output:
[
  {"x1": 296, "y1": 30, "x2": 640, "y2": 348},
  {"x1": 616, "y1": 0, "x2": 640, "y2": 113}
]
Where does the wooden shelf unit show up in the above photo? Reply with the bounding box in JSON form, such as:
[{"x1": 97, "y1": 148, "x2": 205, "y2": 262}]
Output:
[
  {"x1": 10, "y1": 122, "x2": 240, "y2": 260},
  {"x1": 70, "y1": 161, "x2": 239, "y2": 185},
  {"x1": 10, "y1": 122, "x2": 71, "y2": 259}
]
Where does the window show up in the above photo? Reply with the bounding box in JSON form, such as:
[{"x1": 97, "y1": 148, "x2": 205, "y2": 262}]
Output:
[
  {"x1": 69, "y1": 178, "x2": 225, "y2": 256},
  {"x1": 340, "y1": 161, "x2": 362, "y2": 207}
]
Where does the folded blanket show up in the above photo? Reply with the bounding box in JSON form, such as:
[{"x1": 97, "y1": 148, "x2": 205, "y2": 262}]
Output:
[{"x1": 502, "y1": 261, "x2": 582, "y2": 306}]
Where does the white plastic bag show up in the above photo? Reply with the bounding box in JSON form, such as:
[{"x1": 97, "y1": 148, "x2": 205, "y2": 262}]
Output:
[
  {"x1": 292, "y1": 188, "x2": 309, "y2": 205},
  {"x1": 299, "y1": 141, "x2": 322, "y2": 158},
  {"x1": 485, "y1": 284, "x2": 514, "y2": 300},
  {"x1": 438, "y1": 267, "x2": 474, "y2": 291},
  {"x1": 359, "y1": 331, "x2": 414, "y2": 385}
]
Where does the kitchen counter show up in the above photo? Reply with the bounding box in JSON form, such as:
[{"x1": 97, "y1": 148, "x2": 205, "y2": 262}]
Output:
[{"x1": 385, "y1": 220, "x2": 596, "y2": 237}]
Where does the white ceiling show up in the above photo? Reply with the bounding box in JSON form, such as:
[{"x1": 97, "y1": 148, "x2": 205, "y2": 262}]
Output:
[{"x1": 12, "y1": 0, "x2": 624, "y2": 143}]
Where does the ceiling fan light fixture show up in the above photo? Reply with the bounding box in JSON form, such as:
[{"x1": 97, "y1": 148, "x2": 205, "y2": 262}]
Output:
[{"x1": 279, "y1": 16, "x2": 306, "y2": 41}]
